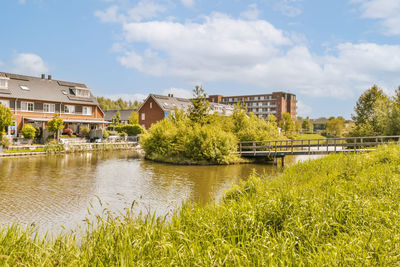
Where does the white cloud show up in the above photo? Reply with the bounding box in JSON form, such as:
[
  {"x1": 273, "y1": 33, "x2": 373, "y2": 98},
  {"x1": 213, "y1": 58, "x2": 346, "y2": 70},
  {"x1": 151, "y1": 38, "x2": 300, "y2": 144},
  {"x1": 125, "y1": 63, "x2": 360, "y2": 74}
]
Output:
[
  {"x1": 18, "y1": 0, "x2": 26, "y2": 4},
  {"x1": 95, "y1": 0, "x2": 166, "y2": 23},
  {"x1": 296, "y1": 101, "x2": 312, "y2": 117},
  {"x1": 162, "y1": 88, "x2": 192, "y2": 98},
  {"x1": 276, "y1": 0, "x2": 303, "y2": 17},
  {"x1": 354, "y1": 0, "x2": 400, "y2": 35},
  {"x1": 11, "y1": 53, "x2": 49, "y2": 76},
  {"x1": 181, "y1": 0, "x2": 194, "y2": 8},
  {"x1": 99, "y1": 10, "x2": 400, "y2": 100},
  {"x1": 240, "y1": 4, "x2": 260, "y2": 20}
]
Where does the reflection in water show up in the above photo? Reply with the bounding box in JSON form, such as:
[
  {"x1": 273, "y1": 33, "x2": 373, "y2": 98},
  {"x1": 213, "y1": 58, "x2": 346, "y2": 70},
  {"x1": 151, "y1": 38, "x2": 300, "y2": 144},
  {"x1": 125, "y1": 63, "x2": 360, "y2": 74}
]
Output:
[{"x1": 0, "y1": 152, "x2": 277, "y2": 232}]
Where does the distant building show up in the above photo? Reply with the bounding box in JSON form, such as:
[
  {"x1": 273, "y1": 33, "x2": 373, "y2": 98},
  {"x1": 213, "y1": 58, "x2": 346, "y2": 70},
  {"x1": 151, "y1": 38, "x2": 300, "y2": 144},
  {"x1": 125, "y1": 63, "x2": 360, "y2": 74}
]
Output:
[
  {"x1": 138, "y1": 94, "x2": 234, "y2": 129},
  {"x1": 104, "y1": 109, "x2": 135, "y2": 125},
  {"x1": 208, "y1": 92, "x2": 297, "y2": 121},
  {"x1": 0, "y1": 72, "x2": 106, "y2": 137}
]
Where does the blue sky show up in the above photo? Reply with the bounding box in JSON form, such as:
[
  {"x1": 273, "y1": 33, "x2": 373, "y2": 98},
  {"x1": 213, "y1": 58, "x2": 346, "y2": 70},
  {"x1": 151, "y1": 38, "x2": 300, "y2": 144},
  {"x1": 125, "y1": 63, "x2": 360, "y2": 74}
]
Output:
[{"x1": 1, "y1": 0, "x2": 400, "y2": 119}]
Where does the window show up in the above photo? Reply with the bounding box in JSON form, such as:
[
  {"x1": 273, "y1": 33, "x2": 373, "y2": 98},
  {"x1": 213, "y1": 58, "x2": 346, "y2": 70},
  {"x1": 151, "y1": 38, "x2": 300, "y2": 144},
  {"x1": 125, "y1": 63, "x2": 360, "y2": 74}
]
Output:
[
  {"x1": 64, "y1": 105, "x2": 75, "y2": 114},
  {"x1": 44, "y1": 103, "x2": 55, "y2": 113},
  {"x1": 141, "y1": 113, "x2": 145, "y2": 120},
  {"x1": 0, "y1": 78, "x2": 8, "y2": 89},
  {"x1": 260, "y1": 96, "x2": 264, "y2": 100},
  {"x1": 0, "y1": 99, "x2": 9, "y2": 107},
  {"x1": 82, "y1": 106, "x2": 92, "y2": 115},
  {"x1": 20, "y1": 85, "x2": 29, "y2": 91},
  {"x1": 21, "y1": 101, "x2": 34, "y2": 112},
  {"x1": 150, "y1": 102, "x2": 153, "y2": 109},
  {"x1": 70, "y1": 87, "x2": 91, "y2": 98}
]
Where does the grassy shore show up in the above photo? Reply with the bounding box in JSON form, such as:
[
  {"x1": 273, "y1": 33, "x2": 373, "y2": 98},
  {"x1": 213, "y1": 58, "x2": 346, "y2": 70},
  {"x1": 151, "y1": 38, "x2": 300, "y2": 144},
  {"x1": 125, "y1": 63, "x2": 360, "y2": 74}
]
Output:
[{"x1": 1, "y1": 145, "x2": 400, "y2": 265}]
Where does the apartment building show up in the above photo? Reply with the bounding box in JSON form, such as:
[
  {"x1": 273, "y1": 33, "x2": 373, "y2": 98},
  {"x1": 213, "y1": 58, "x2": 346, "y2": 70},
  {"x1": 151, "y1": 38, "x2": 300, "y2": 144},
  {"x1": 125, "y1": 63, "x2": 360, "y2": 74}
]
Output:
[
  {"x1": 208, "y1": 92, "x2": 297, "y2": 120},
  {"x1": 0, "y1": 72, "x2": 106, "y2": 137}
]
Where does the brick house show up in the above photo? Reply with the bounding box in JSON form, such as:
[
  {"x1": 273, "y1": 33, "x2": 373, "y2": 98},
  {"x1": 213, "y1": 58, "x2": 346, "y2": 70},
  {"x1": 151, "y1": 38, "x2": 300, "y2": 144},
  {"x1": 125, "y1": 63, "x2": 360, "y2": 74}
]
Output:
[
  {"x1": 0, "y1": 72, "x2": 106, "y2": 137},
  {"x1": 208, "y1": 91, "x2": 297, "y2": 121},
  {"x1": 138, "y1": 94, "x2": 234, "y2": 129}
]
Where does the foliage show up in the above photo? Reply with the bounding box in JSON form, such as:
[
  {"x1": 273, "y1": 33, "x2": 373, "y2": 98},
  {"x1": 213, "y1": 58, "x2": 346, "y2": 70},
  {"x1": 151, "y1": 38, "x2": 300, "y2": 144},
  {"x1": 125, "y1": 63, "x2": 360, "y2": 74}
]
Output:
[
  {"x1": 44, "y1": 140, "x2": 65, "y2": 152},
  {"x1": 140, "y1": 119, "x2": 239, "y2": 164},
  {"x1": 0, "y1": 103, "x2": 13, "y2": 136},
  {"x1": 129, "y1": 110, "x2": 139, "y2": 125},
  {"x1": 103, "y1": 130, "x2": 110, "y2": 139},
  {"x1": 325, "y1": 116, "x2": 346, "y2": 137},
  {"x1": 112, "y1": 111, "x2": 121, "y2": 125},
  {"x1": 110, "y1": 124, "x2": 144, "y2": 136},
  {"x1": 2, "y1": 145, "x2": 400, "y2": 265},
  {"x1": 188, "y1": 86, "x2": 211, "y2": 125},
  {"x1": 301, "y1": 118, "x2": 313, "y2": 132},
  {"x1": 97, "y1": 96, "x2": 141, "y2": 111},
  {"x1": 0, "y1": 135, "x2": 11, "y2": 148},
  {"x1": 21, "y1": 124, "x2": 36, "y2": 140},
  {"x1": 46, "y1": 113, "x2": 64, "y2": 140},
  {"x1": 80, "y1": 126, "x2": 90, "y2": 138}
]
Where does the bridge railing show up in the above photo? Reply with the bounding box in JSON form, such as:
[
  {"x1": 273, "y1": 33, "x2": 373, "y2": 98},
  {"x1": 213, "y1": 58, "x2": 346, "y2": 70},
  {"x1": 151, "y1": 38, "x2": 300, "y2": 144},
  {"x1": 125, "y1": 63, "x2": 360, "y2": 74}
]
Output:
[{"x1": 238, "y1": 136, "x2": 400, "y2": 156}]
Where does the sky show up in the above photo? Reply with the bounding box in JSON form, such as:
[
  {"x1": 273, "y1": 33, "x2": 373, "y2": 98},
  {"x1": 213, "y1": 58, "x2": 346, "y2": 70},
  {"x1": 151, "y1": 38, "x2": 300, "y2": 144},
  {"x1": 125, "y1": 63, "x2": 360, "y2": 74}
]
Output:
[{"x1": 1, "y1": 0, "x2": 400, "y2": 119}]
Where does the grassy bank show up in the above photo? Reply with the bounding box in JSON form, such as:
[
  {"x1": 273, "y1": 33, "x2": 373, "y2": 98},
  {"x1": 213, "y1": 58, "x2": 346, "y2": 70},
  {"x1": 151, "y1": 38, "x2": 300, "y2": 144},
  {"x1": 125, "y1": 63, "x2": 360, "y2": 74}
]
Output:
[{"x1": 1, "y1": 145, "x2": 400, "y2": 265}]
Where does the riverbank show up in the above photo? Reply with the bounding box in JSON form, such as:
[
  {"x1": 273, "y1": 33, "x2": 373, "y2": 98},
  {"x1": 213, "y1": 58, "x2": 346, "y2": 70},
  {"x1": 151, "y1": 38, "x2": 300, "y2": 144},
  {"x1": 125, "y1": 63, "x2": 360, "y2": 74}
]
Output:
[
  {"x1": 1, "y1": 144, "x2": 399, "y2": 265},
  {"x1": 0, "y1": 142, "x2": 143, "y2": 158}
]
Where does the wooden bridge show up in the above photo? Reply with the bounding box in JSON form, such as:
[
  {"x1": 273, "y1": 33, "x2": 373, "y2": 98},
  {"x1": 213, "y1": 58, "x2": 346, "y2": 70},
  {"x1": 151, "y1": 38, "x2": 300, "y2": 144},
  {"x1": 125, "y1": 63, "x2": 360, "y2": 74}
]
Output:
[{"x1": 238, "y1": 136, "x2": 400, "y2": 163}]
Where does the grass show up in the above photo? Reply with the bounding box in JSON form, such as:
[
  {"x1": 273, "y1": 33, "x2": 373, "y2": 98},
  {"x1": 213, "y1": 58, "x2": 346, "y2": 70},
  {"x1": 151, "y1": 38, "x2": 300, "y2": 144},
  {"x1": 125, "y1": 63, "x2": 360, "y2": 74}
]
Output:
[
  {"x1": 1, "y1": 145, "x2": 400, "y2": 265},
  {"x1": 297, "y1": 133, "x2": 326, "y2": 140},
  {"x1": 2, "y1": 148, "x2": 46, "y2": 153}
]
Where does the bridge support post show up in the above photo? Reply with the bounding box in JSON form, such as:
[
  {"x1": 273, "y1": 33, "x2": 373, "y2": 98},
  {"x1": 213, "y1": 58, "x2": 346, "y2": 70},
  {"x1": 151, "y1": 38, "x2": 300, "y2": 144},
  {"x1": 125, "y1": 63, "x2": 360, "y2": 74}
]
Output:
[{"x1": 281, "y1": 156, "x2": 285, "y2": 167}]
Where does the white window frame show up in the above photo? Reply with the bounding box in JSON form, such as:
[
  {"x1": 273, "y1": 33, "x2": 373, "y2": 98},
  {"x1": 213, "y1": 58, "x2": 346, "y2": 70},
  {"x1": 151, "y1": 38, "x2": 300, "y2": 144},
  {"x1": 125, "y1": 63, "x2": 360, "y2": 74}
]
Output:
[
  {"x1": 82, "y1": 106, "x2": 92, "y2": 115},
  {"x1": 141, "y1": 113, "x2": 145, "y2": 120},
  {"x1": 21, "y1": 101, "x2": 34, "y2": 112},
  {"x1": 0, "y1": 99, "x2": 10, "y2": 107},
  {"x1": 150, "y1": 102, "x2": 152, "y2": 109},
  {"x1": 64, "y1": 105, "x2": 75, "y2": 114},
  {"x1": 44, "y1": 103, "x2": 55, "y2": 113},
  {"x1": 73, "y1": 87, "x2": 91, "y2": 98}
]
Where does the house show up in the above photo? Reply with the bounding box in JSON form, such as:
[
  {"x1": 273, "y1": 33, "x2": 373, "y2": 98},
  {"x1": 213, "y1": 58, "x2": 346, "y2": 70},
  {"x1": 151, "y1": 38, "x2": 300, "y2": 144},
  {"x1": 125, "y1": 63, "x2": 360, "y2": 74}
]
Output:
[
  {"x1": 0, "y1": 72, "x2": 106, "y2": 138},
  {"x1": 208, "y1": 92, "x2": 297, "y2": 121},
  {"x1": 138, "y1": 94, "x2": 234, "y2": 129},
  {"x1": 104, "y1": 109, "x2": 135, "y2": 125}
]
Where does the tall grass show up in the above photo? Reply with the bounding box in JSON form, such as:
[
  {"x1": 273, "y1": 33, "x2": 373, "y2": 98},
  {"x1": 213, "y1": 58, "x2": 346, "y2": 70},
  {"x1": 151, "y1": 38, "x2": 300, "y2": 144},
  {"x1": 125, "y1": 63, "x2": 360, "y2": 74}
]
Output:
[{"x1": 1, "y1": 145, "x2": 400, "y2": 265}]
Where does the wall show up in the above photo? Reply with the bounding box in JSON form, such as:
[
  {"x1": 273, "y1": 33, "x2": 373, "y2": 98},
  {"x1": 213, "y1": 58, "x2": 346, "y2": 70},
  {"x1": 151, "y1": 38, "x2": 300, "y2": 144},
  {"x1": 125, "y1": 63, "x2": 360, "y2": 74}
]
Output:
[{"x1": 139, "y1": 97, "x2": 165, "y2": 129}]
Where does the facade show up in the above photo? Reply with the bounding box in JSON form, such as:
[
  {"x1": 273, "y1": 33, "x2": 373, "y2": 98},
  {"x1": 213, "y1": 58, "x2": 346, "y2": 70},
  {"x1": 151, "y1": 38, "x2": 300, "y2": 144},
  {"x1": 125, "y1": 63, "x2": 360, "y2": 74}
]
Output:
[
  {"x1": 0, "y1": 72, "x2": 106, "y2": 137},
  {"x1": 208, "y1": 92, "x2": 297, "y2": 120},
  {"x1": 104, "y1": 109, "x2": 135, "y2": 124},
  {"x1": 138, "y1": 94, "x2": 234, "y2": 129}
]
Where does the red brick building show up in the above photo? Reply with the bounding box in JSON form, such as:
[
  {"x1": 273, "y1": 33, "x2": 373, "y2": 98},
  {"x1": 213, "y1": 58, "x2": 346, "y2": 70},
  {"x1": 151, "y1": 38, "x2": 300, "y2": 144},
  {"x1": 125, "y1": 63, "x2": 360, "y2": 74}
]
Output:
[
  {"x1": 0, "y1": 72, "x2": 106, "y2": 137},
  {"x1": 208, "y1": 92, "x2": 297, "y2": 121},
  {"x1": 138, "y1": 94, "x2": 234, "y2": 129}
]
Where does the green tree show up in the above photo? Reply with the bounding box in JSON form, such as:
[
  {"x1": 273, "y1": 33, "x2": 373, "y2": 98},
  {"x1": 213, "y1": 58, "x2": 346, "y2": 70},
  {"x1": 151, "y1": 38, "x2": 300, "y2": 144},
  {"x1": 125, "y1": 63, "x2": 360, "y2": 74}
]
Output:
[
  {"x1": 326, "y1": 117, "x2": 346, "y2": 137},
  {"x1": 112, "y1": 111, "x2": 121, "y2": 125},
  {"x1": 302, "y1": 118, "x2": 313, "y2": 132},
  {"x1": 129, "y1": 110, "x2": 139, "y2": 124},
  {"x1": 188, "y1": 86, "x2": 211, "y2": 125},
  {"x1": 0, "y1": 103, "x2": 13, "y2": 137},
  {"x1": 279, "y1": 112, "x2": 295, "y2": 134},
  {"x1": 47, "y1": 113, "x2": 64, "y2": 141},
  {"x1": 21, "y1": 124, "x2": 36, "y2": 140}
]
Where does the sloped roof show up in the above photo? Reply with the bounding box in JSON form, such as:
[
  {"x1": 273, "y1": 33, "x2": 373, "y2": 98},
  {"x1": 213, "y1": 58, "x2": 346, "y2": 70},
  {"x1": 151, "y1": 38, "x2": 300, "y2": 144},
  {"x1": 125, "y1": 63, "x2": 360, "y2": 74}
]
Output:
[
  {"x1": 104, "y1": 109, "x2": 135, "y2": 121},
  {"x1": 0, "y1": 72, "x2": 99, "y2": 105},
  {"x1": 146, "y1": 94, "x2": 234, "y2": 115}
]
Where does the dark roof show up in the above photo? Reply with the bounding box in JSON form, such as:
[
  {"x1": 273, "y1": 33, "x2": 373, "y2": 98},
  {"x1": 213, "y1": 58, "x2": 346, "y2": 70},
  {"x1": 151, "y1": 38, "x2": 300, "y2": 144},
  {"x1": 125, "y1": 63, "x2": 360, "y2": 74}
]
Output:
[
  {"x1": 104, "y1": 109, "x2": 135, "y2": 121},
  {"x1": 0, "y1": 72, "x2": 99, "y2": 105},
  {"x1": 140, "y1": 94, "x2": 234, "y2": 115}
]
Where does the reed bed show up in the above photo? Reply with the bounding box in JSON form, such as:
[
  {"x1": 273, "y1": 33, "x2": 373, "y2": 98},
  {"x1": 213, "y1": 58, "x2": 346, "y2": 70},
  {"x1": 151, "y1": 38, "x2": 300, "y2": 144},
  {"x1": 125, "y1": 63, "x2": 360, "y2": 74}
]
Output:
[{"x1": 1, "y1": 145, "x2": 400, "y2": 266}]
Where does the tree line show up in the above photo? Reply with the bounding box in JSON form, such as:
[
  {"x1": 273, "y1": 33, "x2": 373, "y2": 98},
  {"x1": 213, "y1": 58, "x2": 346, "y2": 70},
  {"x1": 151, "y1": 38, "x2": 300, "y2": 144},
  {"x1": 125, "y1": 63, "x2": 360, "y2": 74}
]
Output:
[{"x1": 97, "y1": 97, "x2": 142, "y2": 111}]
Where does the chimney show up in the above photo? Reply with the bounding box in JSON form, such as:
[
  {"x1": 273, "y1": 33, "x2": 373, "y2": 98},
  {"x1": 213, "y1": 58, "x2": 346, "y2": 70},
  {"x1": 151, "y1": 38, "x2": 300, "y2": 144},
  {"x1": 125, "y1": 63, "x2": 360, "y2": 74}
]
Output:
[
  {"x1": 41, "y1": 74, "x2": 45, "y2": 79},
  {"x1": 48, "y1": 75, "x2": 52, "y2": 80}
]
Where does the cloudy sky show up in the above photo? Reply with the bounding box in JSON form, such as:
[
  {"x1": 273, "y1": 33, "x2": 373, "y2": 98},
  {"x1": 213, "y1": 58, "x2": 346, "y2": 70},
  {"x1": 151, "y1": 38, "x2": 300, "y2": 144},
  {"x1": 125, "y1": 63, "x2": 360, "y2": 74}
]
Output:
[{"x1": 1, "y1": 0, "x2": 400, "y2": 118}]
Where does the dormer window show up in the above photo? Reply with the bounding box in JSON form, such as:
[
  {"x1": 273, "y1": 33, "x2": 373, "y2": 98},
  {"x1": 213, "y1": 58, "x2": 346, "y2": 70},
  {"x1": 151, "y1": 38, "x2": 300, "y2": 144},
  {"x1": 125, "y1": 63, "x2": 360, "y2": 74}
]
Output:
[
  {"x1": 69, "y1": 87, "x2": 91, "y2": 98},
  {"x1": 0, "y1": 77, "x2": 9, "y2": 89}
]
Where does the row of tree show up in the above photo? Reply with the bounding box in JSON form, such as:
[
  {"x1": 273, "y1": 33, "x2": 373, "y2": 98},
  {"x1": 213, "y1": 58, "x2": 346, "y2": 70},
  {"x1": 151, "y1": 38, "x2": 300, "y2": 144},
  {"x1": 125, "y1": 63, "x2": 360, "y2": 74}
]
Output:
[{"x1": 97, "y1": 97, "x2": 141, "y2": 111}]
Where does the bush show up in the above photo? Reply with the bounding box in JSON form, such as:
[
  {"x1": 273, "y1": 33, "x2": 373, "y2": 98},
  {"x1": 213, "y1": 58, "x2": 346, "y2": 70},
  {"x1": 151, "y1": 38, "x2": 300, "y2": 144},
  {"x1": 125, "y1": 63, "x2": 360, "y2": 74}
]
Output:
[
  {"x1": 62, "y1": 128, "x2": 73, "y2": 137},
  {"x1": 108, "y1": 124, "x2": 144, "y2": 136},
  {"x1": 80, "y1": 126, "x2": 90, "y2": 138},
  {"x1": 21, "y1": 124, "x2": 36, "y2": 140},
  {"x1": 0, "y1": 135, "x2": 11, "y2": 148},
  {"x1": 103, "y1": 130, "x2": 110, "y2": 138}
]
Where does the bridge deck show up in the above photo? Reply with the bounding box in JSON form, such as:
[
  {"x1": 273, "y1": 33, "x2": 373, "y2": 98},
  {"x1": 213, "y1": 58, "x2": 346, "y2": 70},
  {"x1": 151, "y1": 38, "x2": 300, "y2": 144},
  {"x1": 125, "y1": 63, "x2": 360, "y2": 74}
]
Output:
[{"x1": 238, "y1": 136, "x2": 400, "y2": 158}]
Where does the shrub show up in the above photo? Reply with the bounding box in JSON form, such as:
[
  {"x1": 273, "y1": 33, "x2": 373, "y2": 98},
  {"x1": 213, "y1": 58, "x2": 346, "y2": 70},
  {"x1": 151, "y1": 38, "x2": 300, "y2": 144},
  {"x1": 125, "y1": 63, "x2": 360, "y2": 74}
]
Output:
[
  {"x1": 80, "y1": 126, "x2": 90, "y2": 138},
  {"x1": 62, "y1": 128, "x2": 73, "y2": 137},
  {"x1": 0, "y1": 135, "x2": 11, "y2": 148},
  {"x1": 21, "y1": 124, "x2": 36, "y2": 140},
  {"x1": 103, "y1": 130, "x2": 110, "y2": 138},
  {"x1": 121, "y1": 124, "x2": 144, "y2": 136}
]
